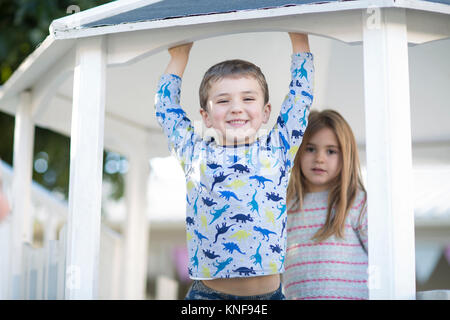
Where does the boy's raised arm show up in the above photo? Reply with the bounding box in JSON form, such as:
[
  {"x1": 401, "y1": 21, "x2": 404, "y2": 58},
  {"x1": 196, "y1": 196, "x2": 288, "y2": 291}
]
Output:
[
  {"x1": 165, "y1": 42, "x2": 193, "y2": 77},
  {"x1": 288, "y1": 32, "x2": 310, "y2": 54}
]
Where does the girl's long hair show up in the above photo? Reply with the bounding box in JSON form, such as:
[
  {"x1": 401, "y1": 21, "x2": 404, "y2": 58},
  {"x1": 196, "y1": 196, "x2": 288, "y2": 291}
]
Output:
[{"x1": 287, "y1": 109, "x2": 366, "y2": 242}]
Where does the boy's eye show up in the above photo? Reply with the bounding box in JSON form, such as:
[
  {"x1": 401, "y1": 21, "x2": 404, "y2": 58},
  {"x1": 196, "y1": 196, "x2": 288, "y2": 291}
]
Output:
[
  {"x1": 244, "y1": 97, "x2": 255, "y2": 101},
  {"x1": 217, "y1": 100, "x2": 229, "y2": 104}
]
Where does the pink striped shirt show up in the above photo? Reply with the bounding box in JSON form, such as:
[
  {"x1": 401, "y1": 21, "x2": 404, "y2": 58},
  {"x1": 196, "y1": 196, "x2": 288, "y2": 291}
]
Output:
[{"x1": 282, "y1": 189, "x2": 368, "y2": 300}]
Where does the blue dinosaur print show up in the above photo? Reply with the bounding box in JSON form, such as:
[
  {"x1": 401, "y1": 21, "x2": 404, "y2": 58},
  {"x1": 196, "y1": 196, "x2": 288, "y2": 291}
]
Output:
[
  {"x1": 299, "y1": 59, "x2": 308, "y2": 80},
  {"x1": 276, "y1": 115, "x2": 285, "y2": 129},
  {"x1": 278, "y1": 167, "x2": 286, "y2": 186},
  {"x1": 209, "y1": 204, "x2": 230, "y2": 225},
  {"x1": 253, "y1": 226, "x2": 277, "y2": 242},
  {"x1": 301, "y1": 90, "x2": 313, "y2": 102},
  {"x1": 279, "y1": 131, "x2": 290, "y2": 152},
  {"x1": 250, "y1": 243, "x2": 263, "y2": 270},
  {"x1": 276, "y1": 203, "x2": 286, "y2": 220},
  {"x1": 219, "y1": 190, "x2": 242, "y2": 201},
  {"x1": 233, "y1": 267, "x2": 256, "y2": 276},
  {"x1": 166, "y1": 108, "x2": 186, "y2": 117},
  {"x1": 296, "y1": 79, "x2": 303, "y2": 87},
  {"x1": 228, "y1": 164, "x2": 250, "y2": 174},
  {"x1": 299, "y1": 107, "x2": 308, "y2": 128},
  {"x1": 214, "y1": 222, "x2": 235, "y2": 244},
  {"x1": 281, "y1": 105, "x2": 293, "y2": 126},
  {"x1": 281, "y1": 218, "x2": 286, "y2": 237},
  {"x1": 203, "y1": 249, "x2": 220, "y2": 259},
  {"x1": 222, "y1": 242, "x2": 245, "y2": 255},
  {"x1": 191, "y1": 246, "x2": 199, "y2": 271},
  {"x1": 247, "y1": 189, "x2": 259, "y2": 215},
  {"x1": 194, "y1": 230, "x2": 209, "y2": 244},
  {"x1": 266, "y1": 192, "x2": 283, "y2": 202},
  {"x1": 207, "y1": 162, "x2": 222, "y2": 170},
  {"x1": 186, "y1": 216, "x2": 194, "y2": 226},
  {"x1": 211, "y1": 172, "x2": 232, "y2": 191},
  {"x1": 230, "y1": 214, "x2": 254, "y2": 223},
  {"x1": 292, "y1": 129, "x2": 304, "y2": 139},
  {"x1": 249, "y1": 175, "x2": 272, "y2": 188},
  {"x1": 193, "y1": 195, "x2": 199, "y2": 215},
  {"x1": 270, "y1": 244, "x2": 282, "y2": 254},
  {"x1": 202, "y1": 197, "x2": 217, "y2": 207},
  {"x1": 155, "y1": 112, "x2": 166, "y2": 121},
  {"x1": 213, "y1": 258, "x2": 233, "y2": 276}
]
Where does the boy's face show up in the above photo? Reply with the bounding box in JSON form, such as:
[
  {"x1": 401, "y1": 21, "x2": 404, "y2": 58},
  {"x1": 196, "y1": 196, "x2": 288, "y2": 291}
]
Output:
[{"x1": 200, "y1": 76, "x2": 271, "y2": 146}]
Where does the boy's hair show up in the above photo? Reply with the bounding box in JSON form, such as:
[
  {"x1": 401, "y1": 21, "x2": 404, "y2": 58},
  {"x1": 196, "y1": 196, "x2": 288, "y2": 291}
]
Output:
[
  {"x1": 287, "y1": 109, "x2": 367, "y2": 242},
  {"x1": 199, "y1": 59, "x2": 269, "y2": 110}
]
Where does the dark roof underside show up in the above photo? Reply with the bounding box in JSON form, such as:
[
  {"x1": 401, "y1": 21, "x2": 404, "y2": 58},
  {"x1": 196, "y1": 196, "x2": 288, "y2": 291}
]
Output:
[{"x1": 82, "y1": 0, "x2": 450, "y2": 28}]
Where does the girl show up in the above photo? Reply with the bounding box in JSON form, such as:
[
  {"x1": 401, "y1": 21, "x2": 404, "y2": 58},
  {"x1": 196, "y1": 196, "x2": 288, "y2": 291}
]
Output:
[{"x1": 283, "y1": 109, "x2": 368, "y2": 300}]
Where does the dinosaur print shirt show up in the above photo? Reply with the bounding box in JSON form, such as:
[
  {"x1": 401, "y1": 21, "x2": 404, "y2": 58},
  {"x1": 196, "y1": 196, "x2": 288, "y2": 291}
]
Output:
[{"x1": 155, "y1": 53, "x2": 314, "y2": 279}]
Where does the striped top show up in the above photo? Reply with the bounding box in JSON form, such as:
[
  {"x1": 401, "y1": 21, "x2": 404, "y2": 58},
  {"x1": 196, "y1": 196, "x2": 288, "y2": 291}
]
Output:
[{"x1": 283, "y1": 189, "x2": 368, "y2": 300}]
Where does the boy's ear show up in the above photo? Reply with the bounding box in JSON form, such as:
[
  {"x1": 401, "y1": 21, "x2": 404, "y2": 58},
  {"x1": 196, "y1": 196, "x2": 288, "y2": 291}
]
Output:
[
  {"x1": 199, "y1": 108, "x2": 213, "y2": 128},
  {"x1": 262, "y1": 103, "x2": 272, "y2": 124}
]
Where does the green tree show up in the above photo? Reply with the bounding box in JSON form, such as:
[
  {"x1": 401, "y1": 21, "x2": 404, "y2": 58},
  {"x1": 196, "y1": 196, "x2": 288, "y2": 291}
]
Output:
[{"x1": 0, "y1": 0, "x2": 125, "y2": 200}]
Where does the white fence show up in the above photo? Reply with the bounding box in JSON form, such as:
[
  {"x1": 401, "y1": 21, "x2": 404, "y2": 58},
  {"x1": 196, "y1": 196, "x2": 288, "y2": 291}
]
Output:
[{"x1": 0, "y1": 160, "x2": 124, "y2": 299}]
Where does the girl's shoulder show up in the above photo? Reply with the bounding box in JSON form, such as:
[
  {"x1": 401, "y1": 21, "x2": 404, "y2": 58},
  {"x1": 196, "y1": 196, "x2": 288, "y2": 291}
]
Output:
[{"x1": 351, "y1": 188, "x2": 367, "y2": 212}]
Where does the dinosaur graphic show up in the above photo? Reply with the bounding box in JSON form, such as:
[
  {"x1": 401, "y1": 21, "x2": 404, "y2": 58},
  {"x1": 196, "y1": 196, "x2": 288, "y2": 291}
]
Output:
[
  {"x1": 191, "y1": 246, "x2": 199, "y2": 271},
  {"x1": 225, "y1": 179, "x2": 247, "y2": 189},
  {"x1": 250, "y1": 242, "x2": 263, "y2": 270},
  {"x1": 266, "y1": 192, "x2": 283, "y2": 202},
  {"x1": 166, "y1": 108, "x2": 186, "y2": 117},
  {"x1": 202, "y1": 197, "x2": 217, "y2": 207},
  {"x1": 209, "y1": 204, "x2": 230, "y2": 225},
  {"x1": 213, "y1": 258, "x2": 233, "y2": 276},
  {"x1": 279, "y1": 131, "x2": 290, "y2": 152},
  {"x1": 253, "y1": 226, "x2": 277, "y2": 242},
  {"x1": 233, "y1": 267, "x2": 256, "y2": 276},
  {"x1": 299, "y1": 59, "x2": 308, "y2": 80},
  {"x1": 211, "y1": 172, "x2": 232, "y2": 191},
  {"x1": 186, "y1": 216, "x2": 194, "y2": 226},
  {"x1": 214, "y1": 222, "x2": 235, "y2": 243},
  {"x1": 281, "y1": 218, "x2": 286, "y2": 237},
  {"x1": 203, "y1": 249, "x2": 220, "y2": 259},
  {"x1": 194, "y1": 229, "x2": 209, "y2": 244},
  {"x1": 299, "y1": 108, "x2": 308, "y2": 128},
  {"x1": 269, "y1": 244, "x2": 282, "y2": 254},
  {"x1": 292, "y1": 129, "x2": 304, "y2": 140},
  {"x1": 193, "y1": 195, "x2": 199, "y2": 215},
  {"x1": 230, "y1": 214, "x2": 254, "y2": 223},
  {"x1": 265, "y1": 209, "x2": 275, "y2": 226},
  {"x1": 247, "y1": 189, "x2": 259, "y2": 215},
  {"x1": 207, "y1": 162, "x2": 222, "y2": 170},
  {"x1": 301, "y1": 90, "x2": 313, "y2": 102},
  {"x1": 278, "y1": 167, "x2": 286, "y2": 186},
  {"x1": 276, "y1": 203, "x2": 286, "y2": 220},
  {"x1": 249, "y1": 175, "x2": 272, "y2": 189},
  {"x1": 280, "y1": 105, "x2": 294, "y2": 126},
  {"x1": 219, "y1": 190, "x2": 242, "y2": 201},
  {"x1": 222, "y1": 242, "x2": 245, "y2": 255},
  {"x1": 230, "y1": 230, "x2": 252, "y2": 242},
  {"x1": 228, "y1": 164, "x2": 250, "y2": 174}
]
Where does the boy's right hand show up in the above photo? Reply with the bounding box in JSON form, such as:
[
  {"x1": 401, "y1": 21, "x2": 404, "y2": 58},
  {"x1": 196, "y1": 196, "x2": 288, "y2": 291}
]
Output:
[{"x1": 165, "y1": 42, "x2": 193, "y2": 78}]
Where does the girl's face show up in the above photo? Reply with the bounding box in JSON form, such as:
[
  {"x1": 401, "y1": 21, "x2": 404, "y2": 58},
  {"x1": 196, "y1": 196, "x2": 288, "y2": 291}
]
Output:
[{"x1": 300, "y1": 127, "x2": 342, "y2": 193}]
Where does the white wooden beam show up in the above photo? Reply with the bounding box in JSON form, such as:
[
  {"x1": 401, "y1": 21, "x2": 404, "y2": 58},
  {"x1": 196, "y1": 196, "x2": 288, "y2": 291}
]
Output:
[
  {"x1": 362, "y1": 8, "x2": 416, "y2": 299},
  {"x1": 122, "y1": 151, "x2": 150, "y2": 299},
  {"x1": 65, "y1": 36, "x2": 106, "y2": 300},
  {"x1": 9, "y1": 91, "x2": 34, "y2": 299}
]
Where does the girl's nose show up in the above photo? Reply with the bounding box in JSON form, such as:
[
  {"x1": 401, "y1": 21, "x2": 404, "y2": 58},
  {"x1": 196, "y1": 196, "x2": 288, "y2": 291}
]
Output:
[{"x1": 315, "y1": 151, "x2": 325, "y2": 163}]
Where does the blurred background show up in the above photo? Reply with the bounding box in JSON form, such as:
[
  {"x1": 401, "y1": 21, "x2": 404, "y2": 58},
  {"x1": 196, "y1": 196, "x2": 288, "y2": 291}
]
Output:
[{"x1": 0, "y1": 0, "x2": 449, "y2": 299}]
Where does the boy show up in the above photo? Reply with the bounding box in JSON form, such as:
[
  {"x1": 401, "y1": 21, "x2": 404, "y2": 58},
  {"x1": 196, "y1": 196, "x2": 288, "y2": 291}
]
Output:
[{"x1": 155, "y1": 33, "x2": 313, "y2": 299}]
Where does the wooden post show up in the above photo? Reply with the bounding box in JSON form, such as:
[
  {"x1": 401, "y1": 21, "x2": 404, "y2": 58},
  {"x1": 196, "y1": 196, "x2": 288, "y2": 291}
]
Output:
[
  {"x1": 362, "y1": 7, "x2": 416, "y2": 299},
  {"x1": 9, "y1": 91, "x2": 34, "y2": 299},
  {"x1": 65, "y1": 36, "x2": 106, "y2": 299},
  {"x1": 122, "y1": 152, "x2": 150, "y2": 299}
]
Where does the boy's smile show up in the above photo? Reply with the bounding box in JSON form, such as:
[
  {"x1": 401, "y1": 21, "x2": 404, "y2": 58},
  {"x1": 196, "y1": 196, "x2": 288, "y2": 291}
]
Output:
[{"x1": 200, "y1": 76, "x2": 271, "y2": 146}]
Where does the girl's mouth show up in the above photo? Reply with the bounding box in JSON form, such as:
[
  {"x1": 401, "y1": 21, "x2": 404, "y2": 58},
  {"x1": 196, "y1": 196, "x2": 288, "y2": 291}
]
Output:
[{"x1": 312, "y1": 168, "x2": 326, "y2": 174}]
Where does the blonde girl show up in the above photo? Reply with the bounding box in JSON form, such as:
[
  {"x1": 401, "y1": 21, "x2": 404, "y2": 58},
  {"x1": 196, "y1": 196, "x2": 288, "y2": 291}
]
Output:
[{"x1": 283, "y1": 109, "x2": 368, "y2": 300}]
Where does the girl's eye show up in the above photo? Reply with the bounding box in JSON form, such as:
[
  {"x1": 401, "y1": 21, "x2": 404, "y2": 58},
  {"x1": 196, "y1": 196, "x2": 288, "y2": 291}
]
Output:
[
  {"x1": 306, "y1": 147, "x2": 315, "y2": 153},
  {"x1": 327, "y1": 149, "x2": 338, "y2": 155}
]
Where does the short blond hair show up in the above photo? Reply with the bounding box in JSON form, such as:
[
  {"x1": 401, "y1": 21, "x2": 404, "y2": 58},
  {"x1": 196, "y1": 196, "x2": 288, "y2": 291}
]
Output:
[{"x1": 199, "y1": 59, "x2": 269, "y2": 110}]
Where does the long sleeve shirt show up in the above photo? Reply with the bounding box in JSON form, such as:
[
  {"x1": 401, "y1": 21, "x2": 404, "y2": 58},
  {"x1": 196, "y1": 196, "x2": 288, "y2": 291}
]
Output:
[
  {"x1": 283, "y1": 189, "x2": 368, "y2": 300},
  {"x1": 154, "y1": 53, "x2": 314, "y2": 279}
]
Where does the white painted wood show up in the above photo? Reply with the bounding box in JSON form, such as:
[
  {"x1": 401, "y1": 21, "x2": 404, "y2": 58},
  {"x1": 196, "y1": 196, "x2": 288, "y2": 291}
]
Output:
[
  {"x1": 406, "y1": 8, "x2": 450, "y2": 44},
  {"x1": 52, "y1": 0, "x2": 395, "y2": 40},
  {"x1": 65, "y1": 36, "x2": 106, "y2": 300},
  {"x1": 99, "y1": 226, "x2": 123, "y2": 299},
  {"x1": 0, "y1": 218, "x2": 11, "y2": 299},
  {"x1": 9, "y1": 91, "x2": 34, "y2": 299},
  {"x1": 155, "y1": 276, "x2": 178, "y2": 300},
  {"x1": 362, "y1": 8, "x2": 416, "y2": 299},
  {"x1": 122, "y1": 152, "x2": 150, "y2": 299},
  {"x1": 57, "y1": 225, "x2": 66, "y2": 300}
]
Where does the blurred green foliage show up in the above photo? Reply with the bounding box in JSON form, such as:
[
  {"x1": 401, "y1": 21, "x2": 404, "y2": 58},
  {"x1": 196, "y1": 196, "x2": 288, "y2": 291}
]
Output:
[{"x1": 0, "y1": 0, "x2": 126, "y2": 201}]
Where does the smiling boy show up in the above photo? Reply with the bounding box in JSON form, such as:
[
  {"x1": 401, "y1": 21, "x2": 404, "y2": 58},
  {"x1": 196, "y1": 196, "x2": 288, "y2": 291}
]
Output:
[{"x1": 154, "y1": 33, "x2": 314, "y2": 299}]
